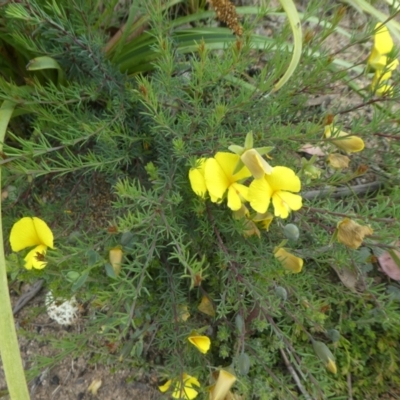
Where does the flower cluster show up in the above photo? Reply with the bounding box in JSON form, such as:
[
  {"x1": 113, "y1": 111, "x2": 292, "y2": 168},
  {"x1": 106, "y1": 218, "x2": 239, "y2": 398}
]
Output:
[
  {"x1": 368, "y1": 23, "x2": 398, "y2": 96},
  {"x1": 189, "y1": 132, "x2": 302, "y2": 222},
  {"x1": 159, "y1": 334, "x2": 237, "y2": 399}
]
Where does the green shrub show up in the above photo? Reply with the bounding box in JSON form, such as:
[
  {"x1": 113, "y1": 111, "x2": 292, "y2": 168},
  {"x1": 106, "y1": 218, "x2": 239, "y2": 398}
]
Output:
[{"x1": 1, "y1": 0, "x2": 400, "y2": 399}]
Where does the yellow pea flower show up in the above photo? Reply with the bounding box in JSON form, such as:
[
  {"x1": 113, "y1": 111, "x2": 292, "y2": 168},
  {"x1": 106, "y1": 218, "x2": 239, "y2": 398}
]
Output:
[
  {"x1": 159, "y1": 373, "x2": 200, "y2": 400},
  {"x1": 10, "y1": 217, "x2": 54, "y2": 270},
  {"x1": 274, "y1": 247, "x2": 303, "y2": 273},
  {"x1": 204, "y1": 152, "x2": 251, "y2": 211},
  {"x1": 368, "y1": 23, "x2": 394, "y2": 71},
  {"x1": 324, "y1": 125, "x2": 364, "y2": 153},
  {"x1": 188, "y1": 334, "x2": 211, "y2": 354},
  {"x1": 248, "y1": 166, "x2": 302, "y2": 218},
  {"x1": 209, "y1": 368, "x2": 237, "y2": 400},
  {"x1": 336, "y1": 218, "x2": 373, "y2": 249}
]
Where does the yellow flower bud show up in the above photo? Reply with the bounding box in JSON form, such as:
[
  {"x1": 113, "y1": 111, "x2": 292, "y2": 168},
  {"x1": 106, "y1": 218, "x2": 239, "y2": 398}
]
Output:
[
  {"x1": 325, "y1": 125, "x2": 364, "y2": 153},
  {"x1": 188, "y1": 334, "x2": 211, "y2": 354},
  {"x1": 109, "y1": 246, "x2": 123, "y2": 275}
]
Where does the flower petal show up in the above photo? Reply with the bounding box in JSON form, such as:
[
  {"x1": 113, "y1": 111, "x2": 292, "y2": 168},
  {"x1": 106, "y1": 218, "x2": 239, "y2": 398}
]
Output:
[
  {"x1": 205, "y1": 158, "x2": 230, "y2": 201},
  {"x1": 24, "y1": 244, "x2": 48, "y2": 270},
  {"x1": 274, "y1": 247, "x2": 303, "y2": 273},
  {"x1": 265, "y1": 166, "x2": 301, "y2": 193},
  {"x1": 272, "y1": 191, "x2": 302, "y2": 218},
  {"x1": 374, "y1": 23, "x2": 393, "y2": 55},
  {"x1": 189, "y1": 159, "x2": 208, "y2": 198},
  {"x1": 32, "y1": 217, "x2": 54, "y2": 248},
  {"x1": 240, "y1": 149, "x2": 272, "y2": 179},
  {"x1": 327, "y1": 153, "x2": 350, "y2": 169},
  {"x1": 10, "y1": 217, "x2": 42, "y2": 251},
  {"x1": 248, "y1": 178, "x2": 273, "y2": 214},
  {"x1": 173, "y1": 374, "x2": 200, "y2": 400},
  {"x1": 214, "y1": 152, "x2": 251, "y2": 181},
  {"x1": 198, "y1": 296, "x2": 216, "y2": 317},
  {"x1": 337, "y1": 218, "x2": 373, "y2": 249},
  {"x1": 210, "y1": 369, "x2": 237, "y2": 400},
  {"x1": 227, "y1": 183, "x2": 248, "y2": 211},
  {"x1": 159, "y1": 379, "x2": 172, "y2": 393}
]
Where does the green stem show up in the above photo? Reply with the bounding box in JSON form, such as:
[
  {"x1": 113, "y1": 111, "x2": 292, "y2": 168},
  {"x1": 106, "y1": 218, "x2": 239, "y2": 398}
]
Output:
[{"x1": 0, "y1": 100, "x2": 30, "y2": 399}]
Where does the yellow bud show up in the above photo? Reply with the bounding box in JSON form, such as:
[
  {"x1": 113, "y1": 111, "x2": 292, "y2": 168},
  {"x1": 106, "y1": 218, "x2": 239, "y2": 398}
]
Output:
[
  {"x1": 312, "y1": 340, "x2": 337, "y2": 374},
  {"x1": 109, "y1": 247, "x2": 123, "y2": 275},
  {"x1": 188, "y1": 334, "x2": 211, "y2": 354},
  {"x1": 326, "y1": 357, "x2": 337, "y2": 374},
  {"x1": 325, "y1": 125, "x2": 364, "y2": 153}
]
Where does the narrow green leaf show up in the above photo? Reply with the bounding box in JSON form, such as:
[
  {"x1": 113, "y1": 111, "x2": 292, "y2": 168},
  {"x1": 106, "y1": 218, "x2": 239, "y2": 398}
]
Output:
[
  {"x1": 273, "y1": 0, "x2": 302, "y2": 91},
  {"x1": 26, "y1": 56, "x2": 66, "y2": 85}
]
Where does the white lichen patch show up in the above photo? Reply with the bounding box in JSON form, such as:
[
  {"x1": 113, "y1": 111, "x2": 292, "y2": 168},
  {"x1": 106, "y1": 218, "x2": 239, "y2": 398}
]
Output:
[{"x1": 45, "y1": 291, "x2": 79, "y2": 325}]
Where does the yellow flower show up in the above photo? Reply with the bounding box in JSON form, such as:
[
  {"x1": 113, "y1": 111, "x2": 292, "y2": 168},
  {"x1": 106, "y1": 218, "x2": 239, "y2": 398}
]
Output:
[
  {"x1": 336, "y1": 218, "x2": 373, "y2": 249},
  {"x1": 159, "y1": 373, "x2": 200, "y2": 400},
  {"x1": 188, "y1": 334, "x2": 211, "y2": 354},
  {"x1": 240, "y1": 149, "x2": 272, "y2": 179},
  {"x1": 189, "y1": 158, "x2": 209, "y2": 199},
  {"x1": 209, "y1": 368, "x2": 237, "y2": 400},
  {"x1": 324, "y1": 125, "x2": 364, "y2": 153},
  {"x1": 274, "y1": 247, "x2": 303, "y2": 273},
  {"x1": 248, "y1": 166, "x2": 302, "y2": 218},
  {"x1": 368, "y1": 23, "x2": 394, "y2": 70},
  {"x1": 204, "y1": 152, "x2": 251, "y2": 211},
  {"x1": 10, "y1": 217, "x2": 54, "y2": 270}
]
